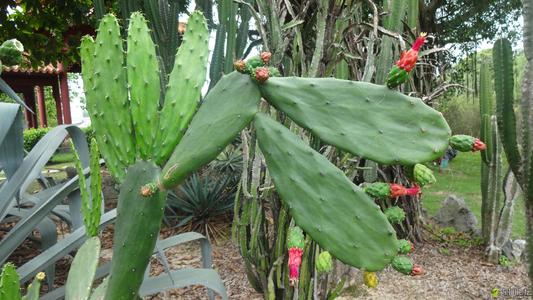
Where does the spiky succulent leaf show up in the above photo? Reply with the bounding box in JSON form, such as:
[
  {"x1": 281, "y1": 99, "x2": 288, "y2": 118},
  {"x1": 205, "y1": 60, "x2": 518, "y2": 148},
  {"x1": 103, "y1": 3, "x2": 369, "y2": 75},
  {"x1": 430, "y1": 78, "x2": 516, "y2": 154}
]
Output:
[
  {"x1": 0, "y1": 263, "x2": 21, "y2": 300},
  {"x1": 65, "y1": 237, "x2": 101, "y2": 300}
]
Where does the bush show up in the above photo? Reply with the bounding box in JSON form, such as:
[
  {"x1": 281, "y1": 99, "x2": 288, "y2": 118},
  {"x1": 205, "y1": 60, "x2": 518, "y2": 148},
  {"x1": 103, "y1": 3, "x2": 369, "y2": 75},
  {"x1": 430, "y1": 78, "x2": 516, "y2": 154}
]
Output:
[
  {"x1": 23, "y1": 127, "x2": 51, "y2": 152},
  {"x1": 436, "y1": 94, "x2": 480, "y2": 136},
  {"x1": 82, "y1": 125, "x2": 95, "y2": 145}
]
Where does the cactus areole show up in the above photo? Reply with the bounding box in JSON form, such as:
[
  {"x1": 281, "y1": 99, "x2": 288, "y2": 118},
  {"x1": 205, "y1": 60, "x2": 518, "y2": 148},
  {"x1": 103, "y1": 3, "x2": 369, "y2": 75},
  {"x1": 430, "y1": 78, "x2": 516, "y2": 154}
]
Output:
[{"x1": 386, "y1": 33, "x2": 427, "y2": 88}]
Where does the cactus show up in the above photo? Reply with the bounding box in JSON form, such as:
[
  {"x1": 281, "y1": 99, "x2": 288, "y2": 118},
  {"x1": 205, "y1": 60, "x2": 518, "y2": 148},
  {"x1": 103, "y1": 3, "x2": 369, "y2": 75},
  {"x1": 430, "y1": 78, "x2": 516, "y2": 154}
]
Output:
[
  {"x1": 160, "y1": 72, "x2": 261, "y2": 189},
  {"x1": 386, "y1": 33, "x2": 427, "y2": 89},
  {"x1": 254, "y1": 113, "x2": 398, "y2": 271},
  {"x1": 72, "y1": 139, "x2": 102, "y2": 237},
  {"x1": 260, "y1": 77, "x2": 451, "y2": 165},
  {"x1": 495, "y1": 1, "x2": 533, "y2": 283},
  {"x1": 155, "y1": 11, "x2": 209, "y2": 164},
  {"x1": 413, "y1": 163, "x2": 436, "y2": 186},
  {"x1": 397, "y1": 239, "x2": 413, "y2": 254},
  {"x1": 65, "y1": 237, "x2": 101, "y2": 300},
  {"x1": 23, "y1": 272, "x2": 45, "y2": 300},
  {"x1": 364, "y1": 182, "x2": 420, "y2": 199},
  {"x1": 0, "y1": 263, "x2": 21, "y2": 300},
  {"x1": 127, "y1": 12, "x2": 161, "y2": 160},
  {"x1": 385, "y1": 206, "x2": 406, "y2": 224},
  {"x1": 449, "y1": 134, "x2": 486, "y2": 152},
  {"x1": 104, "y1": 161, "x2": 166, "y2": 299},
  {"x1": 479, "y1": 60, "x2": 520, "y2": 263}
]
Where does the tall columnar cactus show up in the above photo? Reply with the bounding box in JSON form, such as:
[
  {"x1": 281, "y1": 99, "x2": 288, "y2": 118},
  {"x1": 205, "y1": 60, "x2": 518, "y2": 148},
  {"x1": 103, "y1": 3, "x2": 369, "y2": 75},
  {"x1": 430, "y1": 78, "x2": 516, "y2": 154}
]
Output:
[
  {"x1": 479, "y1": 61, "x2": 520, "y2": 263},
  {"x1": 495, "y1": 2, "x2": 533, "y2": 283}
]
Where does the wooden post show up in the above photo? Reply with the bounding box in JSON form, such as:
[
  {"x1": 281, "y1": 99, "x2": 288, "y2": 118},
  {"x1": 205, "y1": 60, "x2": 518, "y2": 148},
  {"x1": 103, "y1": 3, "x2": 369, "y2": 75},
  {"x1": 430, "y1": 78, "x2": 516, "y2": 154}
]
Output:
[
  {"x1": 57, "y1": 63, "x2": 72, "y2": 124},
  {"x1": 22, "y1": 88, "x2": 37, "y2": 128},
  {"x1": 36, "y1": 86, "x2": 48, "y2": 127},
  {"x1": 52, "y1": 82, "x2": 63, "y2": 125}
]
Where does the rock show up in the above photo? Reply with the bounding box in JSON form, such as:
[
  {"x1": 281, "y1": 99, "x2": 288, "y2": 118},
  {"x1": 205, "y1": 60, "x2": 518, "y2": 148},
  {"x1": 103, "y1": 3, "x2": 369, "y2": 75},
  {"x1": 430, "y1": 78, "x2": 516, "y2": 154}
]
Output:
[
  {"x1": 433, "y1": 195, "x2": 478, "y2": 234},
  {"x1": 502, "y1": 239, "x2": 526, "y2": 262},
  {"x1": 65, "y1": 166, "x2": 77, "y2": 179}
]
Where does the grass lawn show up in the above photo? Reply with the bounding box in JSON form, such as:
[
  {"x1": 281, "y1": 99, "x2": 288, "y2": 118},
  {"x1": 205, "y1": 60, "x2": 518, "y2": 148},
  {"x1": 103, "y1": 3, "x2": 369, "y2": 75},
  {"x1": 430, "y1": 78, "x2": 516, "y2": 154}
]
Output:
[{"x1": 422, "y1": 152, "x2": 526, "y2": 239}]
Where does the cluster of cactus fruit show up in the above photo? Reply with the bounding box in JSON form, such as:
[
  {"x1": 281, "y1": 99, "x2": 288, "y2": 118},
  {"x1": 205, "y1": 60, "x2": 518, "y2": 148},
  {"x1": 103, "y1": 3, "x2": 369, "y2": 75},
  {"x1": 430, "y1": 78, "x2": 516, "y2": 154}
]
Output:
[{"x1": 71, "y1": 9, "x2": 493, "y2": 297}]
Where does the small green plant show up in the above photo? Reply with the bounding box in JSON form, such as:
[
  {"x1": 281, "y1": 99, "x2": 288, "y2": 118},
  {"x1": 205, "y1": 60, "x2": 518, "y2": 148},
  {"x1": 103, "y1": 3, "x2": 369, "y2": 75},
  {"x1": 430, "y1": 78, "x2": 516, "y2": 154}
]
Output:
[
  {"x1": 440, "y1": 227, "x2": 457, "y2": 236},
  {"x1": 439, "y1": 247, "x2": 451, "y2": 256},
  {"x1": 498, "y1": 255, "x2": 513, "y2": 268},
  {"x1": 166, "y1": 172, "x2": 236, "y2": 237}
]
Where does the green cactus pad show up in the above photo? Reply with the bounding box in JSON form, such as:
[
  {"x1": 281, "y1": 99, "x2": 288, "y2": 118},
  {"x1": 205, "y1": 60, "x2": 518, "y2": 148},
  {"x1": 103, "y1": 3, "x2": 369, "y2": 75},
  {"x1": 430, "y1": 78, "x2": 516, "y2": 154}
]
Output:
[
  {"x1": 156, "y1": 11, "x2": 210, "y2": 164},
  {"x1": 105, "y1": 161, "x2": 167, "y2": 299},
  {"x1": 364, "y1": 182, "x2": 391, "y2": 199},
  {"x1": 385, "y1": 206, "x2": 405, "y2": 224},
  {"x1": 260, "y1": 77, "x2": 451, "y2": 165},
  {"x1": 413, "y1": 163, "x2": 436, "y2": 186},
  {"x1": 65, "y1": 237, "x2": 101, "y2": 300},
  {"x1": 391, "y1": 256, "x2": 413, "y2": 275},
  {"x1": 127, "y1": 12, "x2": 161, "y2": 160},
  {"x1": 80, "y1": 36, "x2": 124, "y2": 180},
  {"x1": 316, "y1": 251, "x2": 333, "y2": 274},
  {"x1": 0, "y1": 262, "x2": 21, "y2": 300},
  {"x1": 255, "y1": 113, "x2": 398, "y2": 271},
  {"x1": 449, "y1": 134, "x2": 476, "y2": 152},
  {"x1": 287, "y1": 227, "x2": 305, "y2": 249},
  {"x1": 396, "y1": 239, "x2": 412, "y2": 254},
  {"x1": 161, "y1": 72, "x2": 261, "y2": 189}
]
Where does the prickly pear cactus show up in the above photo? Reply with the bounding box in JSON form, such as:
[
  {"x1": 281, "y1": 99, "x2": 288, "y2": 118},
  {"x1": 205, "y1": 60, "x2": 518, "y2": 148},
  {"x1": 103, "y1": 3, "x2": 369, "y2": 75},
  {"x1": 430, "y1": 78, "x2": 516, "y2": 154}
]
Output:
[
  {"x1": 364, "y1": 182, "x2": 391, "y2": 200},
  {"x1": 0, "y1": 262, "x2": 21, "y2": 300},
  {"x1": 397, "y1": 239, "x2": 413, "y2": 254},
  {"x1": 105, "y1": 161, "x2": 167, "y2": 300}
]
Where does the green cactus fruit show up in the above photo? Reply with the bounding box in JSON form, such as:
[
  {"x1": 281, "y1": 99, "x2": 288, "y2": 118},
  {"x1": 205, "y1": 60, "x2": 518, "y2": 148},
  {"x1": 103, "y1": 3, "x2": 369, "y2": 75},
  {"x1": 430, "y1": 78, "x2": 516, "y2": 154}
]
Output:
[
  {"x1": 245, "y1": 56, "x2": 264, "y2": 74},
  {"x1": 80, "y1": 36, "x2": 125, "y2": 181},
  {"x1": 0, "y1": 262, "x2": 21, "y2": 300},
  {"x1": 385, "y1": 206, "x2": 405, "y2": 224},
  {"x1": 449, "y1": 134, "x2": 486, "y2": 152},
  {"x1": 268, "y1": 67, "x2": 281, "y2": 77},
  {"x1": 386, "y1": 65, "x2": 409, "y2": 89},
  {"x1": 287, "y1": 227, "x2": 305, "y2": 249},
  {"x1": 156, "y1": 11, "x2": 210, "y2": 164},
  {"x1": 105, "y1": 161, "x2": 167, "y2": 300},
  {"x1": 127, "y1": 12, "x2": 161, "y2": 160},
  {"x1": 364, "y1": 182, "x2": 391, "y2": 199},
  {"x1": 161, "y1": 72, "x2": 261, "y2": 190},
  {"x1": 391, "y1": 256, "x2": 413, "y2": 275},
  {"x1": 65, "y1": 237, "x2": 101, "y2": 300},
  {"x1": 413, "y1": 163, "x2": 436, "y2": 186},
  {"x1": 255, "y1": 113, "x2": 398, "y2": 271},
  {"x1": 396, "y1": 239, "x2": 413, "y2": 254},
  {"x1": 316, "y1": 251, "x2": 333, "y2": 274},
  {"x1": 0, "y1": 39, "x2": 23, "y2": 66},
  {"x1": 260, "y1": 77, "x2": 451, "y2": 165}
]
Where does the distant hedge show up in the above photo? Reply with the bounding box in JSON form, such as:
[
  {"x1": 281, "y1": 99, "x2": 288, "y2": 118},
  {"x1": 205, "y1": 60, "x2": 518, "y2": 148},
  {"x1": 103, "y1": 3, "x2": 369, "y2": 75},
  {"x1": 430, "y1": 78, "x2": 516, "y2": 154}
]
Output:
[{"x1": 23, "y1": 125, "x2": 94, "y2": 152}]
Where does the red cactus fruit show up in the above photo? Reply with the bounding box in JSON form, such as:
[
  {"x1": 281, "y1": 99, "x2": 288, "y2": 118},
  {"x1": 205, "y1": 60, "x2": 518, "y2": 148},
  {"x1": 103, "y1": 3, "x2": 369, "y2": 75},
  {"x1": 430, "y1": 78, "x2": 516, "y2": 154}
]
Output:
[
  {"x1": 390, "y1": 183, "x2": 407, "y2": 198},
  {"x1": 411, "y1": 265, "x2": 423, "y2": 276},
  {"x1": 288, "y1": 247, "x2": 303, "y2": 285},
  {"x1": 472, "y1": 139, "x2": 486, "y2": 151},
  {"x1": 405, "y1": 185, "x2": 421, "y2": 196},
  {"x1": 260, "y1": 51, "x2": 272, "y2": 64},
  {"x1": 255, "y1": 67, "x2": 270, "y2": 83},
  {"x1": 233, "y1": 59, "x2": 246, "y2": 73}
]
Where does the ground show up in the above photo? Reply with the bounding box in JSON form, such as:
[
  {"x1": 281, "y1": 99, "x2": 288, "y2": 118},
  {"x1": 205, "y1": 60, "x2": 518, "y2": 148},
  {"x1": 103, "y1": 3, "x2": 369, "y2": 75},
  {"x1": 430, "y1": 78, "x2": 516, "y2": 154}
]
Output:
[{"x1": 1, "y1": 151, "x2": 530, "y2": 299}]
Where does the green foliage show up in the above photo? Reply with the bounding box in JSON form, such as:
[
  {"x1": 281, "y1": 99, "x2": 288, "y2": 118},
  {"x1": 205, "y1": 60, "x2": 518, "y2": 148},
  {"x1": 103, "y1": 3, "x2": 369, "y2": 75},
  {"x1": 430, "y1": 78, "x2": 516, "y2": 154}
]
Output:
[
  {"x1": 436, "y1": 95, "x2": 481, "y2": 136},
  {"x1": 23, "y1": 127, "x2": 50, "y2": 152},
  {"x1": 166, "y1": 172, "x2": 236, "y2": 230},
  {"x1": 0, "y1": 262, "x2": 21, "y2": 300}
]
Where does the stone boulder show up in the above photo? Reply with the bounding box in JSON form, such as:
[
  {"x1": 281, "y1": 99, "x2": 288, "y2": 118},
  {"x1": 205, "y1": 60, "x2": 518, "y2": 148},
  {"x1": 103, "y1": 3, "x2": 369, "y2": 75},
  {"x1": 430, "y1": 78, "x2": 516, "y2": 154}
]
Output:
[
  {"x1": 434, "y1": 195, "x2": 478, "y2": 234},
  {"x1": 502, "y1": 239, "x2": 527, "y2": 262}
]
